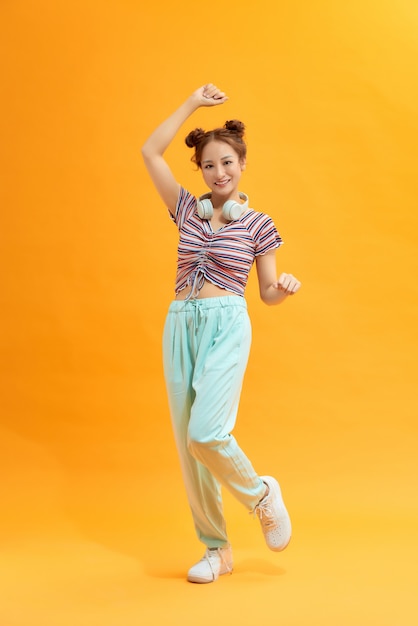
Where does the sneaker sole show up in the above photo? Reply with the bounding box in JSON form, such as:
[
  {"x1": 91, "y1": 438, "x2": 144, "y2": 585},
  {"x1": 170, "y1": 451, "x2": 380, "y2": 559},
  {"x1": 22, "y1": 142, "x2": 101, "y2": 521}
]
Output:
[{"x1": 187, "y1": 566, "x2": 233, "y2": 584}]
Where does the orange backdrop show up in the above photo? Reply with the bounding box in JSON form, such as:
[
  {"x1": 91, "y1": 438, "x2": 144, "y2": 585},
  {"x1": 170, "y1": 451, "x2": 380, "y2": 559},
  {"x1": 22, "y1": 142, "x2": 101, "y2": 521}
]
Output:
[{"x1": 1, "y1": 1, "x2": 417, "y2": 625}]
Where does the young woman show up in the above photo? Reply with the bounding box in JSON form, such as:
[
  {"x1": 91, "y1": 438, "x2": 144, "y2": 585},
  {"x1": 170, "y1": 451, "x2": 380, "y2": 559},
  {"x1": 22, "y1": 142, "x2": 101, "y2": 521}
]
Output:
[{"x1": 141, "y1": 83, "x2": 301, "y2": 584}]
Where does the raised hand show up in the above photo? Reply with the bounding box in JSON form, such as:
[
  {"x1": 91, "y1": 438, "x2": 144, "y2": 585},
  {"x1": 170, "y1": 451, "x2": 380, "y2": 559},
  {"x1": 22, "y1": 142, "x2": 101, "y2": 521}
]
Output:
[{"x1": 194, "y1": 83, "x2": 229, "y2": 107}]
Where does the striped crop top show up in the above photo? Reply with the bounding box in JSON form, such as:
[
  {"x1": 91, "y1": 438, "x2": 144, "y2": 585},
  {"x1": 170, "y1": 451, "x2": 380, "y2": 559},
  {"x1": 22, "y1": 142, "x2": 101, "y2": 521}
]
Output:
[{"x1": 170, "y1": 187, "x2": 283, "y2": 298}]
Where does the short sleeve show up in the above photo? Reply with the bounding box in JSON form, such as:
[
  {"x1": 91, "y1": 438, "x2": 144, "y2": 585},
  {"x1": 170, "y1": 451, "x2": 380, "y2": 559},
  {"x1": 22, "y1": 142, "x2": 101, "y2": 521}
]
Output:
[
  {"x1": 252, "y1": 214, "x2": 283, "y2": 256},
  {"x1": 169, "y1": 186, "x2": 197, "y2": 230}
]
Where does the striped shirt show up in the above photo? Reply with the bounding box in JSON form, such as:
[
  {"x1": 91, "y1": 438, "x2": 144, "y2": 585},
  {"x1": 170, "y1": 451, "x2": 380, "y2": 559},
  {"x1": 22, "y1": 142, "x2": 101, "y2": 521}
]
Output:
[{"x1": 170, "y1": 187, "x2": 283, "y2": 298}]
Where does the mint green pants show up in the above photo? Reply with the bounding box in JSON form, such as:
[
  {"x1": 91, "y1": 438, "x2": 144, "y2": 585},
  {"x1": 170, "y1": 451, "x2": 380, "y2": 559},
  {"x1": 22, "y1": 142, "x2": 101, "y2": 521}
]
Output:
[{"x1": 163, "y1": 296, "x2": 265, "y2": 548}]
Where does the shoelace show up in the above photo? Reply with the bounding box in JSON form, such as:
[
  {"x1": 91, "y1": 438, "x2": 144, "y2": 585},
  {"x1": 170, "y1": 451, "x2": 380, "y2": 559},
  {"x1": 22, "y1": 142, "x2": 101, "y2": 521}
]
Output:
[
  {"x1": 253, "y1": 499, "x2": 276, "y2": 528},
  {"x1": 206, "y1": 548, "x2": 233, "y2": 575}
]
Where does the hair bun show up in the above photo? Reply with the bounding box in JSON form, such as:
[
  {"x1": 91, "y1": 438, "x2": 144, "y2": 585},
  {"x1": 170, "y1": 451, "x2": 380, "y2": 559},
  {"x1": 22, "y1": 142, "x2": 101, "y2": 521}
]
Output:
[
  {"x1": 185, "y1": 128, "x2": 206, "y2": 148},
  {"x1": 224, "y1": 120, "x2": 245, "y2": 138}
]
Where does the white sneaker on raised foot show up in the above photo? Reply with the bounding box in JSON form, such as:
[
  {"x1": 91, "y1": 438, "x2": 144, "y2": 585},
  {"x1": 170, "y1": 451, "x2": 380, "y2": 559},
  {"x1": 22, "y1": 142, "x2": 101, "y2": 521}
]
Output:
[
  {"x1": 254, "y1": 476, "x2": 292, "y2": 552},
  {"x1": 187, "y1": 545, "x2": 233, "y2": 584}
]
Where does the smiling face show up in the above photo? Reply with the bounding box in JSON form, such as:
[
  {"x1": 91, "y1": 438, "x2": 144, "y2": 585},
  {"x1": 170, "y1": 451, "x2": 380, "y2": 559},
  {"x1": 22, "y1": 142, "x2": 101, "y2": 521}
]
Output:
[{"x1": 200, "y1": 140, "x2": 246, "y2": 204}]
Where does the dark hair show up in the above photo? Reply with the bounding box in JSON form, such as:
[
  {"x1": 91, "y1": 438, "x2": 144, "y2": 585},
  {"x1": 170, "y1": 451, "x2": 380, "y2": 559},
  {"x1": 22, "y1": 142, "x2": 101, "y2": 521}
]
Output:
[{"x1": 185, "y1": 120, "x2": 247, "y2": 168}]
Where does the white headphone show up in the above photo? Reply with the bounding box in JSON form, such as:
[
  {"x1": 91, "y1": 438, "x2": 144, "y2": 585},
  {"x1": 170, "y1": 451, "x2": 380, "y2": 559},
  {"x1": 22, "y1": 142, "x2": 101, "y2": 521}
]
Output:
[{"x1": 197, "y1": 192, "x2": 249, "y2": 222}]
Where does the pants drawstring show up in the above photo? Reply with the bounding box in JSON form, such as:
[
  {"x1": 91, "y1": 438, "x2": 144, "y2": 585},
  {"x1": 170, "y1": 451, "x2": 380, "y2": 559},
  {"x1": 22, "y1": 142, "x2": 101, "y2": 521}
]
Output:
[{"x1": 191, "y1": 299, "x2": 204, "y2": 331}]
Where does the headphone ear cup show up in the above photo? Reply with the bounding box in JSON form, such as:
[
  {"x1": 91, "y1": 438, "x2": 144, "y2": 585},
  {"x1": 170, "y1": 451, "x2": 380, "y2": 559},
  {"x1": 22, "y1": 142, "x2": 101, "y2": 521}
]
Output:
[
  {"x1": 222, "y1": 200, "x2": 244, "y2": 221},
  {"x1": 197, "y1": 198, "x2": 214, "y2": 219}
]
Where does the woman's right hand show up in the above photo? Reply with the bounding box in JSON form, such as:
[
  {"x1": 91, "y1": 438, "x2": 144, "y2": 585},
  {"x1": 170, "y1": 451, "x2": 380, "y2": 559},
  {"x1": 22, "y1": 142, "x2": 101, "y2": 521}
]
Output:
[{"x1": 193, "y1": 83, "x2": 229, "y2": 107}]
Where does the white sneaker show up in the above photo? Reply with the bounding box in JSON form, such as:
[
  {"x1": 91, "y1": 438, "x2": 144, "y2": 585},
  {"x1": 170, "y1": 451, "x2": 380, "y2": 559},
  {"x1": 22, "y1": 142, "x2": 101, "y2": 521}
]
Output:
[
  {"x1": 187, "y1": 545, "x2": 233, "y2": 584},
  {"x1": 254, "y1": 476, "x2": 292, "y2": 551}
]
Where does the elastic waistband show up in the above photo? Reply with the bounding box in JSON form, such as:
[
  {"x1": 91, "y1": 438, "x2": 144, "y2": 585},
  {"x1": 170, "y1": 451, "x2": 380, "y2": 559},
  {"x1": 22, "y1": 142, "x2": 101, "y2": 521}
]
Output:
[{"x1": 168, "y1": 296, "x2": 247, "y2": 312}]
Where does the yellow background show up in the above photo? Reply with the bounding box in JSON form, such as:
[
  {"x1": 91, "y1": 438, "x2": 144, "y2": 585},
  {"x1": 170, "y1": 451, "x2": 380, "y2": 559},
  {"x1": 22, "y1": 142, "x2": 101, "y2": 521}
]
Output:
[{"x1": 1, "y1": 1, "x2": 417, "y2": 624}]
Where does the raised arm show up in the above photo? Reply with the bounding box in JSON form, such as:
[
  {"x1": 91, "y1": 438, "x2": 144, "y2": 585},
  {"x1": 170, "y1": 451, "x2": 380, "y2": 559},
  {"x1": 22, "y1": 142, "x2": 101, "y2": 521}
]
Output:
[{"x1": 141, "y1": 84, "x2": 228, "y2": 214}]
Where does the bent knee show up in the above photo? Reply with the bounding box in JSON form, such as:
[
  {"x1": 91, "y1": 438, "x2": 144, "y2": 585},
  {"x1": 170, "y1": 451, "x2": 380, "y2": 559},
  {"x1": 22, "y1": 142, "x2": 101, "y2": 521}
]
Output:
[
  {"x1": 187, "y1": 431, "x2": 227, "y2": 457},
  {"x1": 187, "y1": 432, "x2": 210, "y2": 456}
]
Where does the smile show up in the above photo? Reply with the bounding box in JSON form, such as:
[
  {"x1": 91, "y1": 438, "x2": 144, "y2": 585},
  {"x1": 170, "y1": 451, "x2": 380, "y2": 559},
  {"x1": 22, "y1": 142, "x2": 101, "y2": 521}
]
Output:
[{"x1": 215, "y1": 179, "x2": 230, "y2": 186}]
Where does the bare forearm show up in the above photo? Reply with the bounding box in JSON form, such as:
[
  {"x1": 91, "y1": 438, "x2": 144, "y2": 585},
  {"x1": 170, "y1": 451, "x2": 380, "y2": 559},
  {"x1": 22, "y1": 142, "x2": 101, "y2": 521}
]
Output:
[
  {"x1": 142, "y1": 84, "x2": 228, "y2": 159},
  {"x1": 261, "y1": 285, "x2": 291, "y2": 306},
  {"x1": 258, "y1": 271, "x2": 301, "y2": 305},
  {"x1": 256, "y1": 256, "x2": 302, "y2": 306},
  {"x1": 141, "y1": 95, "x2": 200, "y2": 159}
]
